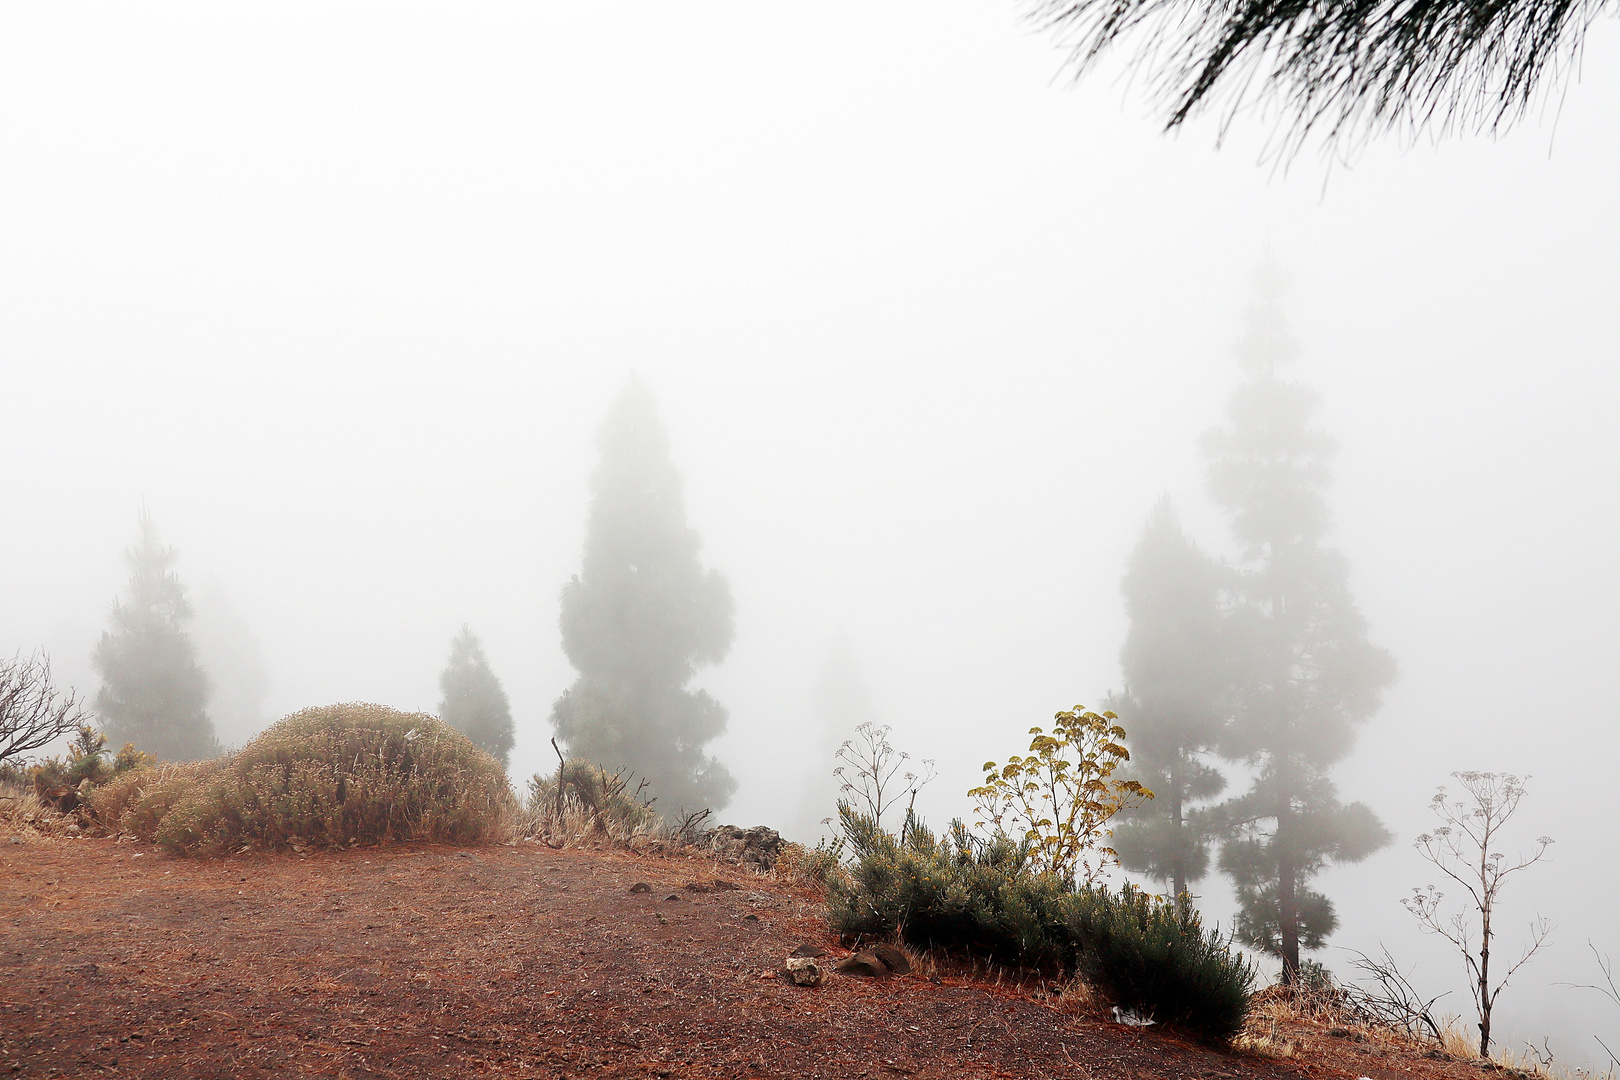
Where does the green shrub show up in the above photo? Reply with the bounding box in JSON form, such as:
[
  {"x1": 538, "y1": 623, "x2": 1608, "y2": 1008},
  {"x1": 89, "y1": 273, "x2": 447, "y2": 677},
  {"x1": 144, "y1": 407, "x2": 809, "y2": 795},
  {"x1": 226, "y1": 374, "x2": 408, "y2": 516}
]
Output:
[
  {"x1": 92, "y1": 703, "x2": 513, "y2": 855},
  {"x1": 826, "y1": 804, "x2": 1254, "y2": 1044},
  {"x1": 827, "y1": 805, "x2": 1076, "y2": 969},
  {"x1": 1068, "y1": 883, "x2": 1255, "y2": 1043}
]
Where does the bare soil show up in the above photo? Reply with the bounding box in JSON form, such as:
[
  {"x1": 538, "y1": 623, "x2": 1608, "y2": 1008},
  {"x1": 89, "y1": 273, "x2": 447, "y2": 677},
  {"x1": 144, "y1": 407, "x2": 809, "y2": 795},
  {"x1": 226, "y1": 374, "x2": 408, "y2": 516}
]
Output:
[{"x1": 1, "y1": 833, "x2": 1501, "y2": 1079}]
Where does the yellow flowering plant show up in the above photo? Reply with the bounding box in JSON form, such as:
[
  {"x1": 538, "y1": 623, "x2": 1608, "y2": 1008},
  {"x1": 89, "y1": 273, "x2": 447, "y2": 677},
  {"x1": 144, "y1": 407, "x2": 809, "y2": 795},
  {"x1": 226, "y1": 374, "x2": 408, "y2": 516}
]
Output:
[{"x1": 969, "y1": 707, "x2": 1152, "y2": 887}]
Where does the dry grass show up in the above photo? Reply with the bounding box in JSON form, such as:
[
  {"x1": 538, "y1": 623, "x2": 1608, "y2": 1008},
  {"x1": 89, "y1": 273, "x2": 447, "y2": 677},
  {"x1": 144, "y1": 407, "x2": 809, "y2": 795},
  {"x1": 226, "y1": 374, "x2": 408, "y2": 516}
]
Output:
[
  {"x1": 503, "y1": 787, "x2": 669, "y2": 849},
  {"x1": 1233, "y1": 979, "x2": 1607, "y2": 1080},
  {"x1": 769, "y1": 839, "x2": 849, "y2": 890},
  {"x1": 0, "y1": 779, "x2": 85, "y2": 840}
]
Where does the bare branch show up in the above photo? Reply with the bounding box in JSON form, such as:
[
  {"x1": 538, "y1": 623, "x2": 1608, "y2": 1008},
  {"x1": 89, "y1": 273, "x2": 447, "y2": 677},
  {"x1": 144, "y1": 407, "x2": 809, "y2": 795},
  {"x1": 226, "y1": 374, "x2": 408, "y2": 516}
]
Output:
[
  {"x1": 1344, "y1": 946, "x2": 1450, "y2": 1043},
  {"x1": 0, "y1": 652, "x2": 92, "y2": 767},
  {"x1": 833, "y1": 722, "x2": 931, "y2": 833},
  {"x1": 1403, "y1": 771, "x2": 1553, "y2": 1058},
  {"x1": 1485, "y1": 916, "x2": 1554, "y2": 1009}
]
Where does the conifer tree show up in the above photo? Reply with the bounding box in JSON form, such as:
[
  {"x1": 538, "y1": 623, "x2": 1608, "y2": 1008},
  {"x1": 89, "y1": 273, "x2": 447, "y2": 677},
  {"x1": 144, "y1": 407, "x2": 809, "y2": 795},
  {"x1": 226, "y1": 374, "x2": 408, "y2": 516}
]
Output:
[
  {"x1": 1108, "y1": 496, "x2": 1229, "y2": 900},
  {"x1": 438, "y1": 625, "x2": 514, "y2": 769},
  {"x1": 92, "y1": 509, "x2": 218, "y2": 762},
  {"x1": 1205, "y1": 270, "x2": 1396, "y2": 981},
  {"x1": 550, "y1": 379, "x2": 737, "y2": 814}
]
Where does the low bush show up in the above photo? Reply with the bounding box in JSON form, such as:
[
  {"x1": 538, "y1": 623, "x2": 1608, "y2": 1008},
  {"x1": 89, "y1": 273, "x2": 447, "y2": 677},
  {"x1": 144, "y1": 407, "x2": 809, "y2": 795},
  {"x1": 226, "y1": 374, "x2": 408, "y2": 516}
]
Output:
[
  {"x1": 90, "y1": 760, "x2": 214, "y2": 838},
  {"x1": 828, "y1": 806, "x2": 1077, "y2": 969},
  {"x1": 29, "y1": 725, "x2": 153, "y2": 812},
  {"x1": 774, "y1": 836, "x2": 848, "y2": 888},
  {"x1": 1068, "y1": 883, "x2": 1256, "y2": 1044},
  {"x1": 826, "y1": 804, "x2": 1254, "y2": 1044},
  {"x1": 521, "y1": 758, "x2": 664, "y2": 846},
  {"x1": 90, "y1": 703, "x2": 513, "y2": 855}
]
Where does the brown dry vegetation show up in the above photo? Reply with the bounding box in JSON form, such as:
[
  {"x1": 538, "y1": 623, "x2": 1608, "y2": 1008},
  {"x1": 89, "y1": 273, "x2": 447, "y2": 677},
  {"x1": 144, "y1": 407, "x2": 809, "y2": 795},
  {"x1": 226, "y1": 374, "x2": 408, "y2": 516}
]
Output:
[{"x1": 0, "y1": 812, "x2": 1550, "y2": 1080}]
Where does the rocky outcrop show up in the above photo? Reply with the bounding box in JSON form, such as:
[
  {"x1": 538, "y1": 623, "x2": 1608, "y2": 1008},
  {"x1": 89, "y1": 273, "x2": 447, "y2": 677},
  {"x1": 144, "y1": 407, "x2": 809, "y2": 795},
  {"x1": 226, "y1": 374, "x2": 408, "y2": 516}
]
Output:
[{"x1": 701, "y1": 825, "x2": 782, "y2": 872}]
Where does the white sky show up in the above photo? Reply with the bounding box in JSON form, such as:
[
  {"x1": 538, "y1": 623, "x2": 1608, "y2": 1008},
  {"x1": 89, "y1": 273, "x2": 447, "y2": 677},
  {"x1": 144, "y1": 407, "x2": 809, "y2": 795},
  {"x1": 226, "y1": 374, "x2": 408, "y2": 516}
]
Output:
[{"x1": 3, "y1": 2, "x2": 1617, "y2": 1066}]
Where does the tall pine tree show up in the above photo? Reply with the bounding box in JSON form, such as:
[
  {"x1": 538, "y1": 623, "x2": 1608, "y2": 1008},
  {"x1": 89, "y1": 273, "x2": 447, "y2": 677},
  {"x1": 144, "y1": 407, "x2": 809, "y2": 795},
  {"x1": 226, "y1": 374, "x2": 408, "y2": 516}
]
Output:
[
  {"x1": 1205, "y1": 269, "x2": 1395, "y2": 980},
  {"x1": 1108, "y1": 496, "x2": 1229, "y2": 900},
  {"x1": 550, "y1": 379, "x2": 737, "y2": 814},
  {"x1": 93, "y1": 508, "x2": 218, "y2": 762},
  {"x1": 438, "y1": 625, "x2": 515, "y2": 769}
]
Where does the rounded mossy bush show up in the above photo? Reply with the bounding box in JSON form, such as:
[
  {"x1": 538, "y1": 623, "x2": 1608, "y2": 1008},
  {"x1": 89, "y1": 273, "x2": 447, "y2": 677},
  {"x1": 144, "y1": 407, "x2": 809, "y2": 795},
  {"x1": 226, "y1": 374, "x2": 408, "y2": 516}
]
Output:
[{"x1": 91, "y1": 703, "x2": 514, "y2": 855}]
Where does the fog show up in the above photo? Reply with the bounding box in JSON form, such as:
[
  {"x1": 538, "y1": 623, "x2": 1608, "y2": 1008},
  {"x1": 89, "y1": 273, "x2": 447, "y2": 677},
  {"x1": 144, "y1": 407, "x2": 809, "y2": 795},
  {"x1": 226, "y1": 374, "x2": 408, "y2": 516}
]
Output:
[{"x1": 2, "y1": 1, "x2": 1616, "y2": 1068}]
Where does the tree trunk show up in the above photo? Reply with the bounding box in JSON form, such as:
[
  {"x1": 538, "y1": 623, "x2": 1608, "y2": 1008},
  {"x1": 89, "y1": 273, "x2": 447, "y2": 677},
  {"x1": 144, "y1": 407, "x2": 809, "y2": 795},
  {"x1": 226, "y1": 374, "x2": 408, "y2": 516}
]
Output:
[
  {"x1": 1277, "y1": 801, "x2": 1299, "y2": 983},
  {"x1": 1171, "y1": 757, "x2": 1186, "y2": 901}
]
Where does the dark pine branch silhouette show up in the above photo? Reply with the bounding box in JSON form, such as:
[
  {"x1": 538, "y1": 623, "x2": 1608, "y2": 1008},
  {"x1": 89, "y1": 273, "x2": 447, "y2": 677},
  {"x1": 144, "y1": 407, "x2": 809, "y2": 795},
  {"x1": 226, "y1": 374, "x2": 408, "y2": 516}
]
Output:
[{"x1": 1029, "y1": 0, "x2": 1611, "y2": 151}]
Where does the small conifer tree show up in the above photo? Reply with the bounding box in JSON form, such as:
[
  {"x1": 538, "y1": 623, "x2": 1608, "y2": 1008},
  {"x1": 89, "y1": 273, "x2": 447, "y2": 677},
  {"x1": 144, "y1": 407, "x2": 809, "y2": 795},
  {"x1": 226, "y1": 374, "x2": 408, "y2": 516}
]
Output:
[
  {"x1": 551, "y1": 379, "x2": 737, "y2": 815},
  {"x1": 438, "y1": 625, "x2": 515, "y2": 769},
  {"x1": 92, "y1": 508, "x2": 218, "y2": 762}
]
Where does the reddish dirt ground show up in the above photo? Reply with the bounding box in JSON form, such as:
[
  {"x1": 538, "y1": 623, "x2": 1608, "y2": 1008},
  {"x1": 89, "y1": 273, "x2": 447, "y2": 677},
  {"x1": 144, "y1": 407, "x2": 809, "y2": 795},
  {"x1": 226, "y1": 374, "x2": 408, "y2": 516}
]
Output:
[{"x1": 2, "y1": 835, "x2": 1493, "y2": 1079}]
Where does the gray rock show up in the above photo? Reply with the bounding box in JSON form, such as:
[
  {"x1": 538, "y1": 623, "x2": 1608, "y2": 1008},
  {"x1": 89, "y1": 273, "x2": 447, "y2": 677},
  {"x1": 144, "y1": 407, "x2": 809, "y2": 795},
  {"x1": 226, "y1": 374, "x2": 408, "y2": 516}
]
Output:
[
  {"x1": 785, "y1": 957, "x2": 824, "y2": 986},
  {"x1": 700, "y1": 825, "x2": 783, "y2": 872}
]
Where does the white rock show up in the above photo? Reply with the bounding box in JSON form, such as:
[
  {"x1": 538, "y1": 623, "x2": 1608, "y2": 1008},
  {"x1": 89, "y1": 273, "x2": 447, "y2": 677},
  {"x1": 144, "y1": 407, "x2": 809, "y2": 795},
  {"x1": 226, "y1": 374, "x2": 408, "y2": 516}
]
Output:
[{"x1": 1111, "y1": 1006, "x2": 1156, "y2": 1027}]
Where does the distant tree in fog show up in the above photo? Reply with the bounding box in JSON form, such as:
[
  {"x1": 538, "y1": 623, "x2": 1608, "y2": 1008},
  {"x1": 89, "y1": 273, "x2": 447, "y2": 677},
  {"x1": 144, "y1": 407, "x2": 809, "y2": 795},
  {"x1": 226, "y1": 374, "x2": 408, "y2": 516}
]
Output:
[
  {"x1": 92, "y1": 508, "x2": 218, "y2": 762},
  {"x1": 792, "y1": 637, "x2": 877, "y2": 839},
  {"x1": 192, "y1": 582, "x2": 272, "y2": 749},
  {"x1": 438, "y1": 624, "x2": 514, "y2": 769},
  {"x1": 1108, "y1": 496, "x2": 1229, "y2": 901},
  {"x1": 1205, "y1": 268, "x2": 1395, "y2": 982},
  {"x1": 550, "y1": 379, "x2": 737, "y2": 815}
]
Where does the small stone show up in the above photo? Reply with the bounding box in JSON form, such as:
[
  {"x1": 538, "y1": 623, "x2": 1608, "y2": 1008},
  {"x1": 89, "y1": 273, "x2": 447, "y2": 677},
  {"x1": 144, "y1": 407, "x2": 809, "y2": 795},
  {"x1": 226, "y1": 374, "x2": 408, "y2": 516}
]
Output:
[
  {"x1": 628, "y1": 882, "x2": 652, "y2": 894},
  {"x1": 835, "y1": 952, "x2": 890, "y2": 978},
  {"x1": 790, "y1": 943, "x2": 828, "y2": 958},
  {"x1": 785, "y1": 957, "x2": 824, "y2": 987},
  {"x1": 663, "y1": 894, "x2": 682, "y2": 902},
  {"x1": 868, "y1": 943, "x2": 911, "y2": 975},
  {"x1": 743, "y1": 914, "x2": 759, "y2": 922}
]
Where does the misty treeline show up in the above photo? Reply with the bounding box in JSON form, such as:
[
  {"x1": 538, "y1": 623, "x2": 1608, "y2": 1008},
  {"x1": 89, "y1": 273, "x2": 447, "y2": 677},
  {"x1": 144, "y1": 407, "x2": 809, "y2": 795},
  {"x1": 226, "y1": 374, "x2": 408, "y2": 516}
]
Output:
[
  {"x1": 1105, "y1": 268, "x2": 1395, "y2": 982},
  {"x1": 0, "y1": 374, "x2": 737, "y2": 828}
]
